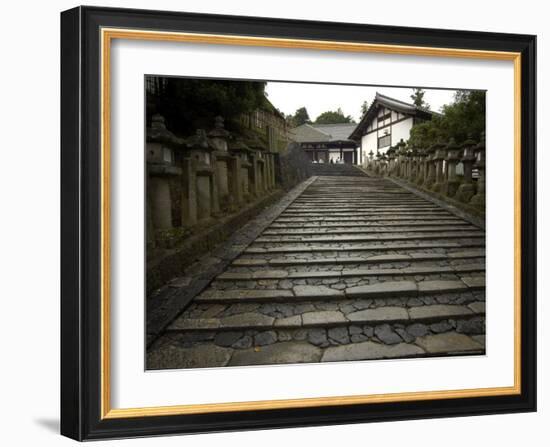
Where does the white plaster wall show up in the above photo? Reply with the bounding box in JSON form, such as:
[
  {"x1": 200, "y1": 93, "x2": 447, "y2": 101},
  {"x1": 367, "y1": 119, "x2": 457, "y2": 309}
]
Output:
[
  {"x1": 391, "y1": 117, "x2": 414, "y2": 146},
  {"x1": 361, "y1": 132, "x2": 379, "y2": 162}
]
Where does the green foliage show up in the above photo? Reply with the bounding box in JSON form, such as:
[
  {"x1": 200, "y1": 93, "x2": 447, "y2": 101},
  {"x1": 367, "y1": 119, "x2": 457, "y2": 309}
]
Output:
[
  {"x1": 360, "y1": 100, "x2": 369, "y2": 118},
  {"x1": 288, "y1": 107, "x2": 311, "y2": 127},
  {"x1": 314, "y1": 107, "x2": 355, "y2": 124},
  {"x1": 148, "y1": 77, "x2": 267, "y2": 135},
  {"x1": 408, "y1": 90, "x2": 486, "y2": 147},
  {"x1": 410, "y1": 88, "x2": 430, "y2": 109}
]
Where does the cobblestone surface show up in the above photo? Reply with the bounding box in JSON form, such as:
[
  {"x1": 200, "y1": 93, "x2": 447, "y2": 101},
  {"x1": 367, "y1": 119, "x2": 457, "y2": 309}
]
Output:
[{"x1": 147, "y1": 172, "x2": 486, "y2": 369}]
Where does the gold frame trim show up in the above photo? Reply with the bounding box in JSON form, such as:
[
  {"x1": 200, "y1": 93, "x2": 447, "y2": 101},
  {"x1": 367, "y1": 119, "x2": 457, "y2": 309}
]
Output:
[{"x1": 100, "y1": 28, "x2": 522, "y2": 420}]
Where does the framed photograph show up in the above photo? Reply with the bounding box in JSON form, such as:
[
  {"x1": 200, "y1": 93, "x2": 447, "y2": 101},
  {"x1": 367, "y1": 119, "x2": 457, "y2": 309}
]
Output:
[{"x1": 60, "y1": 6, "x2": 536, "y2": 441}]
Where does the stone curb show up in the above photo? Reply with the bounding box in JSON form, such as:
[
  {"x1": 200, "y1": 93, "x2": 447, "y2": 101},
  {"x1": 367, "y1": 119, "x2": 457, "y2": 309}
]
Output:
[{"x1": 146, "y1": 176, "x2": 319, "y2": 347}]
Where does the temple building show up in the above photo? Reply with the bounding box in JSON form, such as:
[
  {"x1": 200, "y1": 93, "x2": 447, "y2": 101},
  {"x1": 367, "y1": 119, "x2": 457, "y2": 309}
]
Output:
[
  {"x1": 289, "y1": 123, "x2": 359, "y2": 164},
  {"x1": 349, "y1": 92, "x2": 438, "y2": 157}
]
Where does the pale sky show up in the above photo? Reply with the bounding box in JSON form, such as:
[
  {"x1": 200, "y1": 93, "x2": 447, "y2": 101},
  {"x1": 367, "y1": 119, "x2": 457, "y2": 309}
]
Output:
[{"x1": 265, "y1": 81, "x2": 459, "y2": 123}]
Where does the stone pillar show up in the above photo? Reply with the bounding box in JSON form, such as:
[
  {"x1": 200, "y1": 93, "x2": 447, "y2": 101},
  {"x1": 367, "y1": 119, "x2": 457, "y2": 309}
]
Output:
[
  {"x1": 149, "y1": 175, "x2": 172, "y2": 230},
  {"x1": 443, "y1": 138, "x2": 461, "y2": 197},
  {"x1": 423, "y1": 145, "x2": 437, "y2": 189},
  {"x1": 181, "y1": 158, "x2": 197, "y2": 226},
  {"x1": 185, "y1": 128, "x2": 216, "y2": 220},
  {"x1": 431, "y1": 142, "x2": 447, "y2": 193},
  {"x1": 455, "y1": 136, "x2": 477, "y2": 203},
  {"x1": 145, "y1": 115, "x2": 183, "y2": 236},
  {"x1": 470, "y1": 133, "x2": 486, "y2": 208}
]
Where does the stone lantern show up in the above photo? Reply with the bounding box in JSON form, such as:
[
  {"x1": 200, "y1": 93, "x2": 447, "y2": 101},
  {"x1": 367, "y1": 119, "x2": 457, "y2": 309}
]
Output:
[
  {"x1": 146, "y1": 114, "x2": 183, "y2": 240},
  {"x1": 470, "y1": 132, "x2": 486, "y2": 208},
  {"x1": 396, "y1": 139, "x2": 407, "y2": 178},
  {"x1": 423, "y1": 142, "x2": 438, "y2": 189},
  {"x1": 431, "y1": 140, "x2": 448, "y2": 193},
  {"x1": 443, "y1": 137, "x2": 461, "y2": 197},
  {"x1": 386, "y1": 146, "x2": 396, "y2": 175},
  {"x1": 415, "y1": 147, "x2": 427, "y2": 185},
  {"x1": 227, "y1": 138, "x2": 253, "y2": 204},
  {"x1": 185, "y1": 128, "x2": 218, "y2": 220},
  {"x1": 208, "y1": 116, "x2": 233, "y2": 207},
  {"x1": 455, "y1": 135, "x2": 477, "y2": 203}
]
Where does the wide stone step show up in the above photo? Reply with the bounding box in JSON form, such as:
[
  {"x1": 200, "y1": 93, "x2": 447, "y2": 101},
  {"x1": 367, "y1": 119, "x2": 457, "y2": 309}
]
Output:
[
  {"x1": 255, "y1": 232, "x2": 484, "y2": 243},
  {"x1": 168, "y1": 302, "x2": 484, "y2": 331},
  {"x1": 262, "y1": 226, "x2": 480, "y2": 235},
  {"x1": 195, "y1": 279, "x2": 484, "y2": 304},
  {"x1": 275, "y1": 216, "x2": 462, "y2": 222},
  {"x1": 232, "y1": 250, "x2": 486, "y2": 266},
  {"x1": 216, "y1": 263, "x2": 485, "y2": 280},
  {"x1": 269, "y1": 221, "x2": 470, "y2": 228},
  {"x1": 244, "y1": 241, "x2": 485, "y2": 254},
  {"x1": 281, "y1": 211, "x2": 452, "y2": 217}
]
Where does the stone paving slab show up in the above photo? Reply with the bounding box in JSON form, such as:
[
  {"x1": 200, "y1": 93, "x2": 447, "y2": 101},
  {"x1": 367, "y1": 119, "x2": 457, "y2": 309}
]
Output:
[
  {"x1": 255, "y1": 232, "x2": 484, "y2": 243},
  {"x1": 167, "y1": 304, "x2": 484, "y2": 332},
  {"x1": 147, "y1": 343, "x2": 233, "y2": 369},
  {"x1": 414, "y1": 332, "x2": 483, "y2": 354},
  {"x1": 231, "y1": 252, "x2": 484, "y2": 267},
  {"x1": 245, "y1": 241, "x2": 484, "y2": 254},
  {"x1": 216, "y1": 263, "x2": 486, "y2": 280},
  {"x1": 229, "y1": 342, "x2": 323, "y2": 366},
  {"x1": 321, "y1": 341, "x2": 425, "y2": 362}
]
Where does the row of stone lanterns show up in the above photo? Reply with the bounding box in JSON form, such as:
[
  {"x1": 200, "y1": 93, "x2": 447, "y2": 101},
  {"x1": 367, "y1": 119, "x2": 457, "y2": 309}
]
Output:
[
  {"x1": 146, "y1": 114, "x2": 278, "y2": 249},
  {"x1": 366, "y1": 133, "x2": 485, "y2": 209}
]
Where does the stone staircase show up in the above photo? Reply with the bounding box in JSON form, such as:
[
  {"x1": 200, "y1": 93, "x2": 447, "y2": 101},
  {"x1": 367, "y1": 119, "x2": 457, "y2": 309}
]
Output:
[
  {"x1": 147, "y1": 175, "x2": 486, "y2": 369},
  {"x1": 310, "y1": 162, "x2": 365, "y2": 177}
]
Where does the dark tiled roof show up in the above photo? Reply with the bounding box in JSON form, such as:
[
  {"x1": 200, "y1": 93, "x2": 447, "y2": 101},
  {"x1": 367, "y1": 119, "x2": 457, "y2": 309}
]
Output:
[
  {"x1": 349, "y1": 92, "x2": 438, "y2": 141},
  {"x1": 290, "y1": 123, "x2": 358, "y2": 143}
]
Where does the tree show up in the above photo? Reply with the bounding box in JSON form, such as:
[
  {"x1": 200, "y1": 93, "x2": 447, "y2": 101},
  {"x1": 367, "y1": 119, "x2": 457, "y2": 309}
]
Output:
[
  {"x1": 148, "y1": 77, "x2": 268, "y2": 135},
  {"x1": 410, "y1": 88, "x2": 430, "y2": 109},
  {"x1": 360, "y1": 101, "x2": 369, "y2": 119},
  {"x1": 408, "y1": 90, "x2": 486, "y2": 147},
  {"x1": 314, "y1": 108, "x2": 355, "y2": 124},
  {"x1": 291, "y1": 107, "x2": 312, "y2": 126}
]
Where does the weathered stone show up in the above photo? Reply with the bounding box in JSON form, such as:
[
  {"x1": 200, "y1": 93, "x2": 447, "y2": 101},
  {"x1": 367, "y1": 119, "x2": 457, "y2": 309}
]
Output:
[
  {"x1": 346, "y1": 281, "x2": 417, "y2": 297},
  {"x1": 232, "y1": 335, "x2": 253, "y2": 349},
  {"x1": 414, "y1": 332, "x2": 483, "y2": 354},
  {"x1": 461, "y1": 276, "x2": 486, "y2": 288},
  {"x1": 406, "y1": 323, "x2": 430, "y2": 338},
  {"x1": 418, "y1": 280, "x2": 467, "y2": 293},
  {"x1": 254, "y1": 331, "x2": 278, "y2": 346},
  {"x1": 350, "y1": 334, "x2": 369, "y2": 343},
  {"x1": 395, "y1": 327, "x2": 415, "y2": 343},
  {"x1": 147, "y1": 344, "x2": 233, "y2": 369},
  {"x1": 278, "y1": 332, "x2": 293, "y2": 342},
  {"x1": 408, "y1": 304, "x2": 472, "y2": 321},
  {"x1": 374, "y1": 324, "x2": 402, "y2": 345},
  {"x1": 229, "y1": 342, "x2": 322, "y2": 366},
  {"x1": 200, "y1": 304, "x2": 226, "y2": 318},
  {"x1": 168, "y1": 318, "x2": 220, "y2": 330},
  {"x1": 327, "y1": 327, "x2": 350, "y2": 345},
  {"x1": 293, "y1": 285, "x2": 344, "y2": 298},
  {"x1": 307, "y1": 328, "x2": 328, "y2": 346},
  {"x1": 362, "y1": 325, "x2": 374, "y2": 337},
  {"x1": 293, "y1": 329, "x2": 308, "y2": 341},
  {"x1": 468, "y1": 301, "x2": 486, "y2": 313},
  {"x1": 252, "y1": 270, "x2": 289, "y2": 279},
  {"x1": 456, "y1": 316, "x2": 485, "y2": 334},
  {"x1": 347, "y1": 306, "x2": 409, "y2": 323},
  {"x1": 321, "y1": 341, "x2": 424, "y2": 362},
  {"x1": 302, "y1": 311, "x2": 346, "y2": 326},
  {"x1": 430, "y1": 321, "x2": 453, "y2": 333},
  {"x1": 349, "y1": 325, "x2": 363, "y2": 335},
  {"x1": 274, "y1": 315, "x2": 302, "y2": 327},
  {"x1": 198, "y1": 289, "x2": 294, "y2": 302},
  {"x1": 220, "y1": 312, "x2": 275, "y2": 329},
  {"x1": 214, "y1": 331, "x2": 243, "y2": 347}
]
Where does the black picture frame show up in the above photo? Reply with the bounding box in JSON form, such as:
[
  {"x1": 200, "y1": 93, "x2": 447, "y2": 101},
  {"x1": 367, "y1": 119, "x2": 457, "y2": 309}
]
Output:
[{"x1": 61, "y1": 5, "x2": 536, "y2": 441}]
